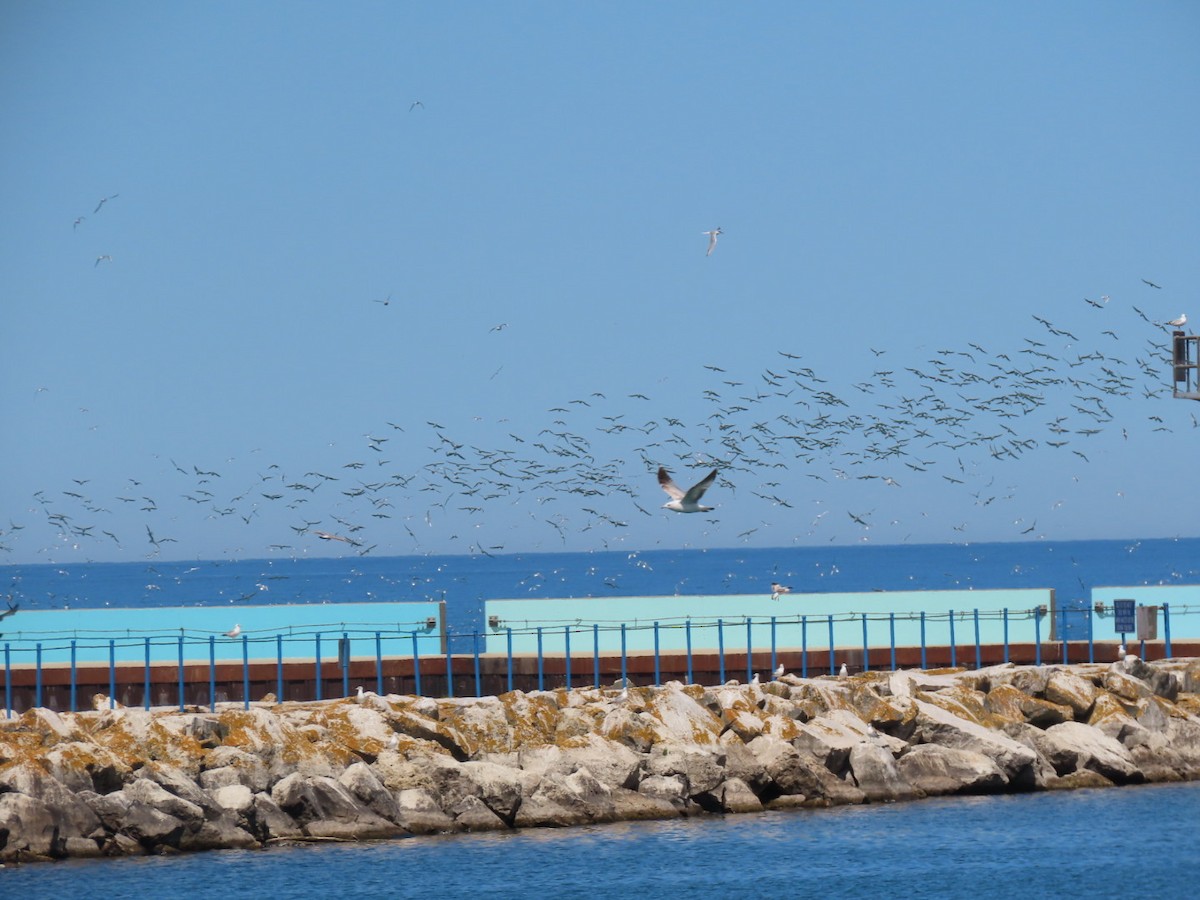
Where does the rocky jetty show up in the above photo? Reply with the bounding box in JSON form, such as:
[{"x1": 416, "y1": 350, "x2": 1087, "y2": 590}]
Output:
[{"x1": 3, "y1": 657, "x2": 1199, "y2": 864}]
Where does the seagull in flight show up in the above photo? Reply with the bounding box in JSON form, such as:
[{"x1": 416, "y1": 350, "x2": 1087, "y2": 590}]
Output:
[
  {"x1": 94, "y1": 255, "x2": 112, "y2": 267},
  {"x1": 313, "y1": 529, "x2": 362, "y2": 546},
  {"x1": 658, "y1": 466, "x2": 719, "y2": 513},
  {"x1": 409, "y1": 100, "x2": 424, "y2": 112},
  {"x1": 1142, "y1": 279, "x2": 1162, "y2": 289},
  {"x1": 1166, "y1": 313, "x2": 1188, "y2": 328},
  {"x1": 770, "y1": 582, "x2": 792, "y2": 601},
  {"x1": 702, "y1": 227, "x2": 722, "y2": 256},
  {"x1": 94, "y1": 194, "x2": 119, "y2": 213},
  {"x1": 224, "y1": 624, "x2": 242, "y2": 639}
]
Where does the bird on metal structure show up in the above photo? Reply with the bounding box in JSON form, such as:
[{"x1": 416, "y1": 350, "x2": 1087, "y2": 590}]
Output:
[
  {"x1": 702, "y1": 227, "x2": 722, "y2": 256},
  {"x1": 658, "y1": 466, "x2": 719, "y2": 513},
  {"x1": 224, "y1": 624, "x2": 241, "y2": 639},
  {"x1": 1166, "y1": 313, "x2": 1187, "y2": 329}
]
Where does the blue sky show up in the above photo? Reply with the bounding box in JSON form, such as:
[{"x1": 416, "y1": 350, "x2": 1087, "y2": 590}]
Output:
[{"x1": 2, "y1": 1, "x2": 1197, "y2": 564}]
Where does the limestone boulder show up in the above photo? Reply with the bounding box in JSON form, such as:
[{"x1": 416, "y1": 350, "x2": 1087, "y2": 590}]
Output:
[
  {"x1": 1119, "y1": 658, "x2": 1179, "y2": 701},
  {"x1": 395, "y1": 788, "x2": 457, "y2": 834},
  {"x1": 909, "y1": 699, "x2": 1037, "y2": 781},
  {"x1": 645, "y1": 744, "x2": 725, "y2": 796},
  {"x1": 847, "y1": 741, "x2": 921, "y2": 802},
  {"x1": 895, "y1": 744, "x2": 1008, "y2": 796},
  {"x1": 1037, "y1": 722, "x2": 1142, "y2": 784},
  {"x1": 1044, "y1": 669, "x2": 1098, "y2": 718}
]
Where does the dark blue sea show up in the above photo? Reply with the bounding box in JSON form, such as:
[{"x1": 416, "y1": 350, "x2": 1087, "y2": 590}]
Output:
[
  {"x1": 2, "y1": 538, "x2": 1197, "y2": 645},
  {"x1": 2, "y1": 540, "x2": 1199, "y2": 893},
  {"x1": 4, "y1": 782, "x2": 1199, "y2": 898}
]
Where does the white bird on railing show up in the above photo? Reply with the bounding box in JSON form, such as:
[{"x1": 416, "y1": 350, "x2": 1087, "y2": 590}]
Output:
[{"x1": 224, "y1": 624, "x2": 241, "y2": 639}]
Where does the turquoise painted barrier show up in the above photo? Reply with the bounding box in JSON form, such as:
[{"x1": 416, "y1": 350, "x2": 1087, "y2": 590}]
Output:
[
  {"x1": 0, "y1": 601, "x2": 445, "y2": 665},
  {"x1": 483, "y1": 589, "x2": 1055, "y2": 655}
]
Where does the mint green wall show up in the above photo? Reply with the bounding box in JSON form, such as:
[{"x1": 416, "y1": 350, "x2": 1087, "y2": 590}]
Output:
[
  {"x1": 1, "y1": 601, "x2": 444, "y2": 665},
  {"x1": 483, "y1": 589, "x2": 1055, "y2": 655}
]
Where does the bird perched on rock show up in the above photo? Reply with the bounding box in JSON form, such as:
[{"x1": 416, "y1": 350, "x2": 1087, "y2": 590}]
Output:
[
  {"x1": 839, "y1": 662, "x2": 849, "y2": 678},
  {"x1": 773, "y1": 663, "x2": 785, "y2": 680},
  {"x1": 658, "y1": 466, "x2": 719, "y2": 513},
  {"x1": 771, "y1": 582, "x2": 792, "y2": 601}
]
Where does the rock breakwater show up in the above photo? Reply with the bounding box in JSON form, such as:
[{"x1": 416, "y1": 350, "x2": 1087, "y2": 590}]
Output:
[{"x1": 3, "y1": 657, "x2": 1199, "y2": 864}]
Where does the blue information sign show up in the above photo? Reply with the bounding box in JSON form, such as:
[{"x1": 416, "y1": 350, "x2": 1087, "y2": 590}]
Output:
[{"x1": 1113, "y1": 599, "x2": 1136, "y2": 634}]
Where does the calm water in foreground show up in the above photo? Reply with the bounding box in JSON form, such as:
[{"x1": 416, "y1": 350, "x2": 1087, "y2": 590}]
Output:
[{"x1": 5, "y1": 782, "x2": 1198, "y2": 899}]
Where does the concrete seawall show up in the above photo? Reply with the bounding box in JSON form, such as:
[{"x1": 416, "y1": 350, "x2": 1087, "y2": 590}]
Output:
[{"x1": 2, "y1": 657, "x2": 1199, "y2": 864}]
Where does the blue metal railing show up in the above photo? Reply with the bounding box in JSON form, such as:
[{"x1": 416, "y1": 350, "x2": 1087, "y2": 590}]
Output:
[{"x1": 2, "y1": 603, "x2": 1192, "y2": 716}]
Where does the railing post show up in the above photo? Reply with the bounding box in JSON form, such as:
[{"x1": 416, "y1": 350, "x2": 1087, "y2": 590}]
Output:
[
  {"x1": 889, "y1": 612, "x2": 896, "y2": 672},
  {"x1": 277, "y1": 634, "x2": 284, "y2": 702},
  {"x1": 376, "y1": 632, "x2": 384, "y2": 695},
  {"x1": 1034, "y1": 609, "x2": 1042, "y2": 666},
  {"x1": 4, "y1": 644, "x2": 11, "y2": 717},
  {"x1": 341, "y1": 631, "x2": 350, "y2": 699},
  {"x1": 770, "y1": 616, "x2": 777, "y2": 677},
  {"x1": 620, "y1": 624, "x2": 627, "y2": 688},
  {"x1": 143, "y1": 637, "x2": 150, "y2": 710},
  {"x1": 920, "y1": 611, "x2": 927, "y2": 670},
  {"x1": 108, "y1": 639, "x2": 116, "y2": 709},
  {"x1": 717, "y1": 618, "x2": 725, "y2": 684},
  {"x1": 1061, "y1": 605, "x2": 1069, "y2": 665},
  {"x1": 827, "y1": 614, "x2": 835, "y2": 676},
  {"x1": 507, "y1": 627, "x2": 514, "y2": 693},
  {"x1": 861, "y1": 613, "x2": 869, "y2": 673},
  {"x1": 537, "y1": 627, "x2": 544, "y2": 692},
  {"x1": 973, "y1": 609, "x2": 981, "y2": 670},
  {"x1": 242, "y1": 634, "x2": 250, "y2": 710},
  {"x1": 949, "y1": 609, "x2": 957, "y2": 668},
  {"x1": 801, "y1": 615, "x2": 808, "y2": 678},
  {"x1": 592, "y1": 624, "x2": 599, "y2": 689},
  {"x1": 36, "y1": 643, "x2": 43, "y2": 710},
  {"x1": 1086, "y1": 608, "x2": 1094, "y2": 664},
  {"x1": 474, "y1": 632, "x2": 482, "y2": 697},
  {"x1": 315, "y1": 633, "x2": 323, "y2": 702},
  {"x1": 685, "y1": 620, "x2": 693, "y2": 685},
  {"x1": 1164, "y1": 603, "x2": 1172, "y2": 658},
  {"x1": 177, "y1": 635, "x2": 185, "y2": 712},
  {"x1": 445, "y1": 630, "x2": 454, "y2": 698},
  {"x1": 208, "y1": 635, "x2": 215, "y2": 710},
  {"x1": 72, "y1": 639, "x2": 78, "y2": 713},
  {"x1": 564, "y1": 626, "x2": 572, "y2": 690},
  {"x1": 653, "y1": 622, "x2": 660, "y2": 687},
  {"x1": 745, "y1": 617, "x2": 753, "y2": 683},
  {"x1": 1003, "y1": 608, "x2": 1009, "y2": 664},
  {"x1": 412, "y1": 631, "x2": 423, "y2": 696}
]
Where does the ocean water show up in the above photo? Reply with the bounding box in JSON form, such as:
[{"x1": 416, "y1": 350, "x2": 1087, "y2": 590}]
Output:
[
  {"x1": 3, "y1": 537, "x2": 1198, "y2": 643},
  {"x1": 4, "y1": 782, "x2": 1199, "y2": 898}
]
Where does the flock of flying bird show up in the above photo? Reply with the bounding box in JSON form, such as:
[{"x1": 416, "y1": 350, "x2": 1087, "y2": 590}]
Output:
[{"x1": 4, "y1": 265, "x2": 1191, "y2": 565}]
